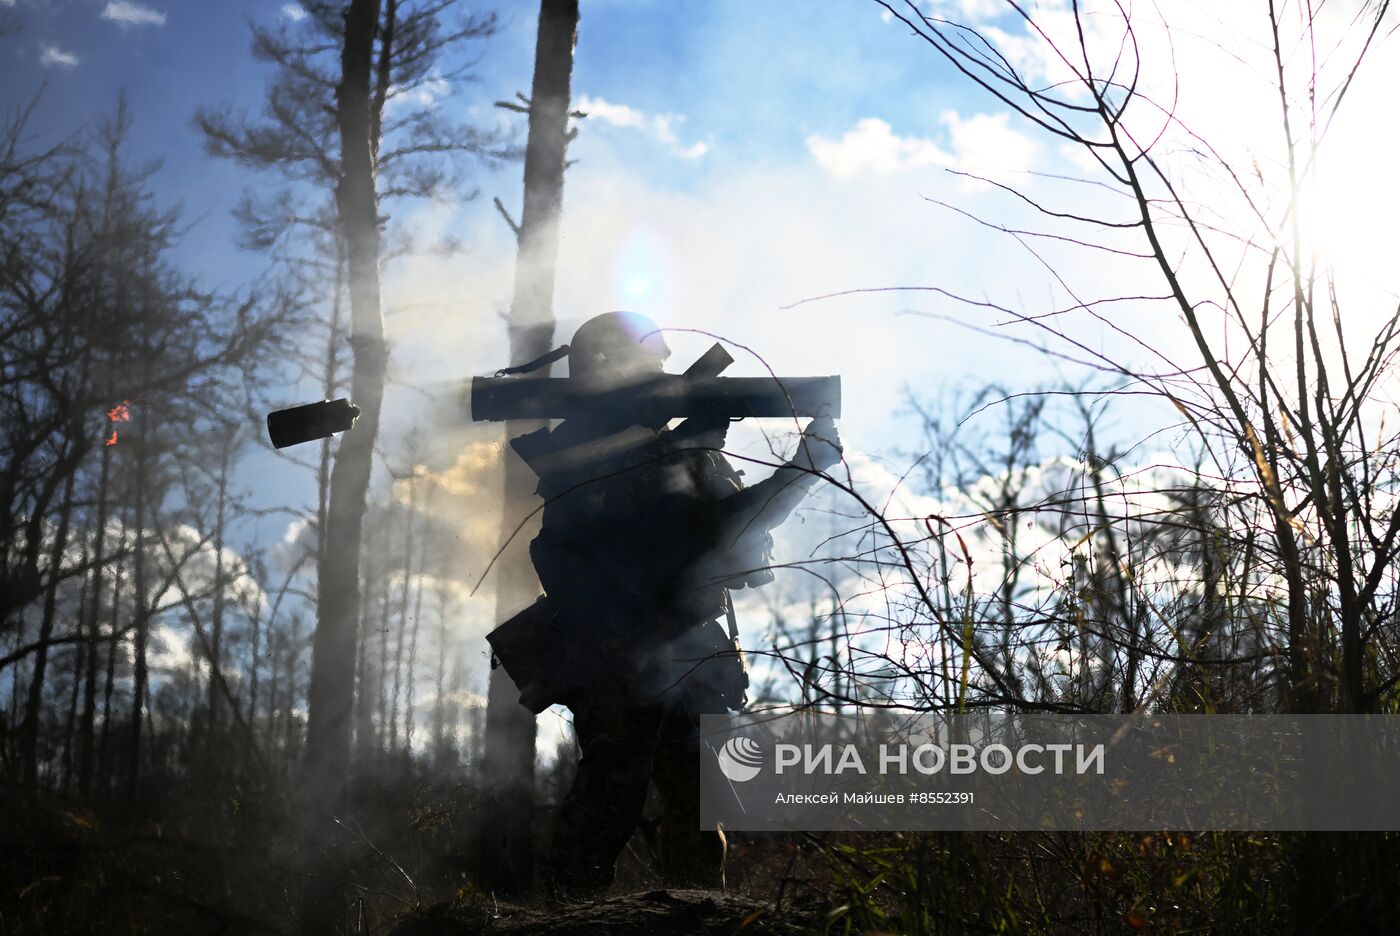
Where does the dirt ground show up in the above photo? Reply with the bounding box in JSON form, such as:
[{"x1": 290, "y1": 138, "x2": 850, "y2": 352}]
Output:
[{"x1": 390, "y1": 888, "x2": 825, "y2": 936}]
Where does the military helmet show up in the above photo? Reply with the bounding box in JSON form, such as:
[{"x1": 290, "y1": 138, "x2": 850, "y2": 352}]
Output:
[{"x1": 568, "y1": 311, "x2": 671, "y2": 381}]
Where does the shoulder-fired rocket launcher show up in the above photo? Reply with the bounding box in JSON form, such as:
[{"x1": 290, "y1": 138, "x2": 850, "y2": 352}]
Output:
[
  {"x1": 263, "y1": 342, "x2": 840, "y2": 713},
  {"x1": 470, "y1": 343, "x2": 840, "y2": 424},
  {"x1": 263, "y1": 343, "x2": 841, "y2": 450}
]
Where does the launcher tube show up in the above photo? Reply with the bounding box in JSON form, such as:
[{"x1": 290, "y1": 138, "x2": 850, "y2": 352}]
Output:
[{"x1": 468, "y1": 375, "x2": 841, "y2": 422}]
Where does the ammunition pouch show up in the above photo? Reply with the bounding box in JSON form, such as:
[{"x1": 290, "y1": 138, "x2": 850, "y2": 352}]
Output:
[
  {"x1": 489, "y1": 600, "x2": 750, "y2": 713},
  {"x1": 670, "y1": 619, "x2": 749, "y2": 711},
  {"x1": 486, "y1": 595, "x2": 570, "y2": 714},
  {"x1": 724, "y1": 530, "x2": 776, "y2": 590}
]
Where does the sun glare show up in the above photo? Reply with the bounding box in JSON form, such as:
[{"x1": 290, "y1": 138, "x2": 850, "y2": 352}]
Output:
[
  {"x1": 1306, "y1": 164, "x2": 1397, "y2": 290},
  {"x1": 612, "y1": 228, "x2": 673, "y2": 314}
]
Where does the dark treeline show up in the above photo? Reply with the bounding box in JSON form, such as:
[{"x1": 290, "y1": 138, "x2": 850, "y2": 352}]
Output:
[
  {"x1": 0, "y1": 95, "x2": 289, "y2": 797},
  {"x1": 0, "y1": 1, "x2": 513, "y2": 931},
  {"x1": 0, "y1": 101, "x2": 496, "y2": 936}
]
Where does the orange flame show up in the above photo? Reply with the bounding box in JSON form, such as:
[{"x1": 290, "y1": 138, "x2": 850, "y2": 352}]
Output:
[
  {"x1": 107, "y1": 401, "x2": 131, "y2": 423},
  {"x1": 104, "y1": 431, "x2": 118, "y2": 447}
]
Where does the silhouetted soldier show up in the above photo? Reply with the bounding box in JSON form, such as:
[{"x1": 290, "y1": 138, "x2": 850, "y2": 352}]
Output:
[{"x1": 492, "y1": 312, "x2": 841, "y2": 895}]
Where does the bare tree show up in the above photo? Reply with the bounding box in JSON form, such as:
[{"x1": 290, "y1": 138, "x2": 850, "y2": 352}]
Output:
[
  {"x1": 196, "y1": 4, "x2": 505, "y2": 926},
  {"x1": 870, "y1": 0, "x2": 1400, "y2": 925},
  {"x1": 478, "y1": 0, "x2": 581, "y2": 894},
  {"x1": 301, "y1": 0, "x2": 386, "y2": 814},
  {"x1": 1, "y1": 96, "x2": 281, "y2": 795}
]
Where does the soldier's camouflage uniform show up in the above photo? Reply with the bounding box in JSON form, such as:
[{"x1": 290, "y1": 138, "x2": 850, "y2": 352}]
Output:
[
  {"x1": 483, "y1": 312, "x2": 838, "y2": 896},
  {"x1": 527, "y1": 416, "x2": 813, "y2": 894}
]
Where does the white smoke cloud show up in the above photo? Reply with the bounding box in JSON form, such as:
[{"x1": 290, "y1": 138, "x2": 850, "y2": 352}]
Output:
[{"x1": 373, "y1": 0, "x2": 1400, "y2": 720}]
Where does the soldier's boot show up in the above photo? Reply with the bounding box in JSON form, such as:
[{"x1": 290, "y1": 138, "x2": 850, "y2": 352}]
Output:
[
  {"x1": 657, "y1": 814, "x2": 725, "y2": 890},
  {"x1": 651, "y1": 717, "x2": 725, "y2": 890},
  {"x1": 547, "y1": 704, "x2": 655, "y2": 899}
]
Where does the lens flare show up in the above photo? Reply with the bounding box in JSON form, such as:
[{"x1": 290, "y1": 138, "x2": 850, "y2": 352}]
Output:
[{"x1": 612, "y1": 229, "x2": 673, "y2": 314}]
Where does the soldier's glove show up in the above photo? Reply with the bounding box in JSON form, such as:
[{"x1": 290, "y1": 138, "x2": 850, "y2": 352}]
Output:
[{"x1": 792, "y1": 416, "x2": 843, "y2": 473}]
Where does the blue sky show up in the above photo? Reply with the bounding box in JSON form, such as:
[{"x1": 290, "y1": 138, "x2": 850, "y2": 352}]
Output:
[{"x1": 0, "y1": 1, "x2": 994, "y2": 280}]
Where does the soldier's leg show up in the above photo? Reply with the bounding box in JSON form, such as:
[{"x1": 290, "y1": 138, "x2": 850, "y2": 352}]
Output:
[
  {"x1": 548, "y1": 700, "x2": 659, "y2": 896},
  {"x1": 650, "y1": 703, "x2": 726, "y2": 889}
]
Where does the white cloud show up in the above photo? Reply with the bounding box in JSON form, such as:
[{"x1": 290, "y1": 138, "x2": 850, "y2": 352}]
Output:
[
  {"x1": 807, "y1": 117, "x2": 953, "y2": 179},
  {"x1": 806, "y1": 113, "x2": 1038, "y2": 184},
  {"x1": 938, "y1": 110, "x2": 1038, "y2": 181},
  {"x1": 39, "y1": 45, "x2": 79, "y2": 68},
  {"x1": 282, "y1": 517, "x2": 309, "y2": 544},
  {"x1": 147, "y1": 623, "x2": 196, "y2": 675},
  {"x1": 268, "y1": 515, "x2": 317, "y2": 576},
  {"x1": 954, "y1": 0, "x2": 1006, "y2": 19},
  {"x1": 385, "y1": 71, "x2": 450, "y2": 114},
  {"x1": 281, "y1": 3, "x2": 307, "y2": 21},
  {"x1": 101, "y1": 0, "x2": 166, "y2": 27},
  {"x1": 922, "y1": 0, "x2": 1010, "y2": 21},
  {"x1": 149, "y1": 523, "x2": 270, "y2": 618},
  {"x1": 577, "y1": 96, "x2": 647, "y2": 131},
  {"x1": 576, "y1": 94, "x2": 711, "y2": 160}
]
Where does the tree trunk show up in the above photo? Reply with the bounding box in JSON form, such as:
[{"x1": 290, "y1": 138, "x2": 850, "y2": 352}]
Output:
[
  {"x1": 404, "y1": 490, "x2": 430, "y2": 753},
  {"x1": 350, "y1": 576, "x2": 372, "y2": 766},
  {"x1": 20, "y1": 460, "x2": 78, "y2": 786},
  {"x1": 284, "y1": 614, "x2": 301, "y2": 768},
  {"x1": 266, "y1": 626, "x2": 281, "y2": 759},
  {"x1": 479, "y1": 0, "x2": 580, "y2": 895},
  {"x1": 377, "y1": 536, "x2": 392, "y2": 751},
  {"x1": 206, "y1": 435, "x2": 231, "y2": 761},
  {"x1": 248, "y1": 571, "x2": 262, "y2": 733},
  {"x1": 304, "y1": 0, "x2": 384, "y2": 810},
  {"x1": 319, "y1": 241, "x2": 348, "y2": 573},
  {"x1": 78, "y1": 445, "x2": 111, "y2": 799},
  {"x1": 96, "y1": 554, "x2": 122, "y2": 797},
  {"x1": 301, "y1": 0, "x2": 386, "y2": 928},
  {"x1": 432, "y1": 581, "x2": 448, "y2": 761},
  {"x1": 354, "y1": 556, "x2": 376, "y2": 766},
  {"x1": 390, "y1": 489, "x2": 415, "y2": 754},
  {"x1": 127, "y1": 448, "x2": 150, "y2": 798},
  {"x1": 61, "y1": 538, "x2": 91, "y2": 792}
]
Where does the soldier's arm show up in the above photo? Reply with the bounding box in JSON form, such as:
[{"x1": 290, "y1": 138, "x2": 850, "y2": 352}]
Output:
[{"x1": 717, "y1": 417, "x2": 842, "y2": 540}]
